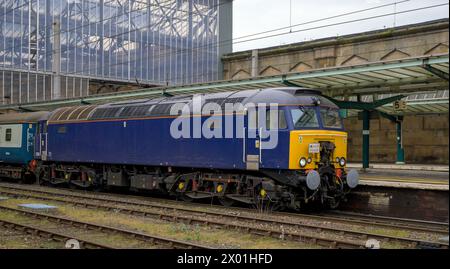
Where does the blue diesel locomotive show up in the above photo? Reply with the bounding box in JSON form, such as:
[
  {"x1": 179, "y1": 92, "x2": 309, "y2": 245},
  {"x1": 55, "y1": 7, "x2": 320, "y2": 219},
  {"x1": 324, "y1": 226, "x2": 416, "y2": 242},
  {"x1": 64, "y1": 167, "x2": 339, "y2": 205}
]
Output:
[{"x1": 0, "y1": 88, "x2": 359, "y2": 210}]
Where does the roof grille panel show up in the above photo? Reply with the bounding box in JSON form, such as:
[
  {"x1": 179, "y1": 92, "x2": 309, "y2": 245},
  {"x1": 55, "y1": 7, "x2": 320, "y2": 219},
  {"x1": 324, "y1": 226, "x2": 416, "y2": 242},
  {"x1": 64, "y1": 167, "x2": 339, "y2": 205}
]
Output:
[
  {"x1": 89, "y1": 107, "x2": 122, "y2": 119},
  {"x1": 118, "y1": 105, "x2": 153, "y2": 118},
  {"x1": 149, "y1": 103, "x2": 179, "y2": 116}
]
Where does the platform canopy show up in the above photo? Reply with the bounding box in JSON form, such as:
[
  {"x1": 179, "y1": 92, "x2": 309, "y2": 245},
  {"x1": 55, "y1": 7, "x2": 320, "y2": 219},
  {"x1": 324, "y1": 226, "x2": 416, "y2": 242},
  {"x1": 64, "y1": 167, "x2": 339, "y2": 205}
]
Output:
[
  {"x1": 0, "y1": 53, "x2": 448, "y2": 113},
  {"x1": 344, "y1": 90, "x2": 449, "y2": 116},
  {"x1": 372, "y1": 90, "x2": 448, "y2": 115}
]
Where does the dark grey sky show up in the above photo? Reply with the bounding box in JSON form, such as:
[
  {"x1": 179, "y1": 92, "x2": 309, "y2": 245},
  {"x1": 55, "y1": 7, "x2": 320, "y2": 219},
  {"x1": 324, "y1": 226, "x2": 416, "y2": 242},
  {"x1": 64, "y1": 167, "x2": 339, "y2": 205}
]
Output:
[{"x1": 232, "y1": 0, "x2": 449, "y2": 52}]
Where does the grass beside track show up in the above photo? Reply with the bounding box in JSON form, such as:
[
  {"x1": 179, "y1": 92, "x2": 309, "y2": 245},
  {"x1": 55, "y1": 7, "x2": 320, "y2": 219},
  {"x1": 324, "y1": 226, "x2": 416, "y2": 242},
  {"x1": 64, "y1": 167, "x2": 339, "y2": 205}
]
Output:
[
  {"x1": 0, "y1": 197, "x2": 321, "y2": 249},
  {"x1": 0, "y1": 225, "x2": 63, "y2": 249},
  {"x1": 1, "y1": 184, "x2": 446, "y2": 249},
  {"x1": 0, "y1": 209, "x2": 155, "y2": 249}
]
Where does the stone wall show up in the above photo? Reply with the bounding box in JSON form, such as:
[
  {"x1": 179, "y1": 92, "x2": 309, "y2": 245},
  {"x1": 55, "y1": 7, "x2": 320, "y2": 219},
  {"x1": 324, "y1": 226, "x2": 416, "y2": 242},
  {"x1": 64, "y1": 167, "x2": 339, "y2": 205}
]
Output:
[
  {"x1": 222, "y1": 19, "x2": 449, "y2": 80},
  {"x1": 344, "y1": 113, "x2": 449, "y2": 164},
  {"x1": 342, "y1": 185, "x2": 449, "y2": 222}
]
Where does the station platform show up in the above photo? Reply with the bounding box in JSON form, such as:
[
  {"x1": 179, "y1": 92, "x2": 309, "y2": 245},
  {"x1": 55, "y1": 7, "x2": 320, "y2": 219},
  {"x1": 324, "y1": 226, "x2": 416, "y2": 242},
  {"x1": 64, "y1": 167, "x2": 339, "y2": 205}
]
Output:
[
  {"x1": 347, "y1": 163, "x2": 449, "y2": 191},
  {"x1": 347, "y1": 163, "x2": 448, "y2": 172}
]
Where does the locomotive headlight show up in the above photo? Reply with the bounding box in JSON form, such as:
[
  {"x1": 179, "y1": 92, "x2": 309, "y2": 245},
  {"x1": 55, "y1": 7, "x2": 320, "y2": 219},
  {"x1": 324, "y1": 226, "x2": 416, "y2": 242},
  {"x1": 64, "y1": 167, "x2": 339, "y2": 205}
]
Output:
[
  {"x1": 299, "y1": 157, "x2": 307, "y2": 167},
  {"x1": 339, "y1": 157, "x2": 346, "y2": 167},
  {"x1": 335, "y1": 157, "x2": 340, "y2": 163},
  {"x1": 307, "y1": 157, "x2": 312, "y2": 164}
]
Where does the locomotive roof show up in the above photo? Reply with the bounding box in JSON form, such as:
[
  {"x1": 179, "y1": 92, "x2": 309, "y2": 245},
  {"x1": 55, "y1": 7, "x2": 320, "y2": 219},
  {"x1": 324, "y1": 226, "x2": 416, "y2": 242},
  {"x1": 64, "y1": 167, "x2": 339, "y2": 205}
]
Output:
[
  {"x1": 48, "y1": 88, "x2": 338, "y2": 122},
  {"x1": 0, "y1": 111, "x2": 49, "y2": 124},
  {"x1": 98, "y1": 87, "x2": 333, "y2": 107}
]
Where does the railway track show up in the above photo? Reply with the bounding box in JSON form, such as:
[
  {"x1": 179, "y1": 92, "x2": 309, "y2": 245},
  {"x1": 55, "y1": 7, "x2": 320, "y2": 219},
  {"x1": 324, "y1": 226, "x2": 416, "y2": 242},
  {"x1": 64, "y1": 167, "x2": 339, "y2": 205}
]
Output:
[
  {"x1": 0, "y1": 204, "x2": 211, "y2": 249},
  {"x1": 0, "y1": 218, "x2": 114, "y2": 249},
  {"x1": 318, "y1": 210, "x2": 449, "y2": 233},
  {"x1": 274, "y1": 210, "x2": 449, "y2": 236},
  {"x1": 0, "y1": 182, "x2": 447, "y2": 235},
  {"x1": 0, "y1": 183, "x2": 447, "y2": 249},
  {"x1": 0, "y1": 186, "x2": 365, "y2": 249}
]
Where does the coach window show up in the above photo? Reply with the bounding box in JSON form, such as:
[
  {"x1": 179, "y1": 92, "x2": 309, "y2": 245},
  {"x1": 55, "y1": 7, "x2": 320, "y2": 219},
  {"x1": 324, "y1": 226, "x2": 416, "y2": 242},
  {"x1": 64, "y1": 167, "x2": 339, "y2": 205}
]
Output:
[{"x1": 5, "y1": 128, "x2": 12, "y2": 141}]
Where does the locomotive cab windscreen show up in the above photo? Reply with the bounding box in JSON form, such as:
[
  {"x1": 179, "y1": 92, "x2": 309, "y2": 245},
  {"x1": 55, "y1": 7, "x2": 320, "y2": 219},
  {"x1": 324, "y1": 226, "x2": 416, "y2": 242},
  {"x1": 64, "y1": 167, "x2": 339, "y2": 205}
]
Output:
[{"x1": 289, "y1": 105, "x2": 344, "y2": 130}]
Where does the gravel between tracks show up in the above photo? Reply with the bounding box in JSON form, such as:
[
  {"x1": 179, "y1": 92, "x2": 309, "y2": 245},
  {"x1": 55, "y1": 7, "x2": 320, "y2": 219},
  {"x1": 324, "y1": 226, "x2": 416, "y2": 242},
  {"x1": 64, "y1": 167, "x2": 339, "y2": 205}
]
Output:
[{"x1": 1, "y1": 183, "x2": 447, "y2": 249}]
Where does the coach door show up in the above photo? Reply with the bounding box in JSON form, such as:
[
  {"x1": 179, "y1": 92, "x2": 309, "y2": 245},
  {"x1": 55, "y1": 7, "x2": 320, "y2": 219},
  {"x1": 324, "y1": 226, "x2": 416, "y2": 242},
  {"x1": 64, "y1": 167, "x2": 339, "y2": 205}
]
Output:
[{"x1": 244, "y1": 108, "x2": 261, "y2": 171}]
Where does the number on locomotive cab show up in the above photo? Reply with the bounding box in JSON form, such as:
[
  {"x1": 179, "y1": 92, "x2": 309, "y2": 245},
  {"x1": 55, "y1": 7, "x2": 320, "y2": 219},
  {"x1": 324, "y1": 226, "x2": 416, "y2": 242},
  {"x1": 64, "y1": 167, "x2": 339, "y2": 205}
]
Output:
[{"x1": 308, "y1": 143, "x2": 320, "y2": 153}]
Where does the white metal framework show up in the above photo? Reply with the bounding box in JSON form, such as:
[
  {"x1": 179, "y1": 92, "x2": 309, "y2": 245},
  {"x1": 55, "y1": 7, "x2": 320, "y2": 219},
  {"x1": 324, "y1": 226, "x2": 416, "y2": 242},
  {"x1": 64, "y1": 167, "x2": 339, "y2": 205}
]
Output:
[{"x1": 0, "y1": 0, "x2": 231, "y2": 104}]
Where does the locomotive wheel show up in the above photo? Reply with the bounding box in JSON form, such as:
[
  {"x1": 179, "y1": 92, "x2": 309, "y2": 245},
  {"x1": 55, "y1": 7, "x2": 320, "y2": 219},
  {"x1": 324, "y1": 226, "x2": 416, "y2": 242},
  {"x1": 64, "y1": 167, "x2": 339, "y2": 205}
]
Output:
[
  {"x1": 38, "y1": 173, "x2": 48, "y2": 186},
  {"x1": 267, "y1": 202, "x2": 285, "y2": 212},
  {"x1": 23, "y1": 173, "x2": 36, "y2": 184},
  {"x1": 218, "y1": 197, "x2": 235, "y2": 207}
]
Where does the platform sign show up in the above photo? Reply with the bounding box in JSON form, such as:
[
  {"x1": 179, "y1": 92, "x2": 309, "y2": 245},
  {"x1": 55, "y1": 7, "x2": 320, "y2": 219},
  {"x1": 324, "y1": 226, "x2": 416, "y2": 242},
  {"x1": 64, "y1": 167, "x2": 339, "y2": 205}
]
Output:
[{"x1": 394, "y1": 100, "x2": 407, "y2": 111}]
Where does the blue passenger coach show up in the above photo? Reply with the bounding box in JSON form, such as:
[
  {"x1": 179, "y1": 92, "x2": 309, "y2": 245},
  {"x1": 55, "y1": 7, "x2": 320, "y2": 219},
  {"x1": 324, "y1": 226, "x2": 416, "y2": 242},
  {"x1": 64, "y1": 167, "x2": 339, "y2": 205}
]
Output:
[{"x1": 0, "y1": 112, "x2": 48, "y2": 180}]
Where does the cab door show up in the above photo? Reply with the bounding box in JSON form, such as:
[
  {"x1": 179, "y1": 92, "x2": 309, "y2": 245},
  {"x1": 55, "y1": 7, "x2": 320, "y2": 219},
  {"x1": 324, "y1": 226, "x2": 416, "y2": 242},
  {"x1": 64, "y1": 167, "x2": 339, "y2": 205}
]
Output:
[
  {"x1": 244, "y1": 108, "x2": 261, "y2": 171},
  {"x1": 34, "y1": 122, "x2": 41, "y2": 158},
  {"x1": 38, "y1": 121, "x2": 48, "y2": 161}
]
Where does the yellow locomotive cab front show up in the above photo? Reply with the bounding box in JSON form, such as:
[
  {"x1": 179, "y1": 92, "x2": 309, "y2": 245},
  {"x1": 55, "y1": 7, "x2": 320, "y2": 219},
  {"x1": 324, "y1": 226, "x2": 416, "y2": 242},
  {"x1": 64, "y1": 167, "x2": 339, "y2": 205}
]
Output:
[{"x1": 289, "y1": 130, "x2": 348, "y2": 170}]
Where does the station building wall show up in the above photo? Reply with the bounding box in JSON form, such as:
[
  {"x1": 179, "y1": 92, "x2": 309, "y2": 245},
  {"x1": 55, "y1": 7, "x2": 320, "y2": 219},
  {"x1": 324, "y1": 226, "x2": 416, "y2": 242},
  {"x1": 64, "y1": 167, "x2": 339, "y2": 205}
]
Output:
[
  {"x1": 344, "y1": 114, "x2": 449, "y2": 164},
  {"x1": 222, "y1": 19, "x2": 449, "y2": 81}
]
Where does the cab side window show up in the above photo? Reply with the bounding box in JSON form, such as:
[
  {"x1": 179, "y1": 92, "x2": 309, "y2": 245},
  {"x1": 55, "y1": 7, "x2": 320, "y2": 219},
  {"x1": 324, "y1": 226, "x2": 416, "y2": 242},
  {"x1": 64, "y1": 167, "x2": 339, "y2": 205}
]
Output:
[
  {"x1": 5, "y1": 128, "x2": 12, "y2": 142},
  {"x1": 249, "y1": 108, "x2": 287, "y2": 130},
  {"x1": 248, "y1": 109, "x2": 258, "y2": 129},
  {"x1": 265, "y1": 109, "x2": 287, "y2": 129},
  {"x1": 279, "y1": 110, "x2": 287, "y2": 129}
]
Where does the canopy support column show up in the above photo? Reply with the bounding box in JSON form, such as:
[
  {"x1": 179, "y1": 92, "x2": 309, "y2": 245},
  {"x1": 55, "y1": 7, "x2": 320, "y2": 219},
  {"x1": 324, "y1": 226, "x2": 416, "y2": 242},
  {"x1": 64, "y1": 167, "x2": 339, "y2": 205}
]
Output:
[
  {"x1": 396, "y1": 116, "x2": 405, "y2": 164},
  {"x1": 362, "y1": 110, "x2": 370, "y2": 170}
]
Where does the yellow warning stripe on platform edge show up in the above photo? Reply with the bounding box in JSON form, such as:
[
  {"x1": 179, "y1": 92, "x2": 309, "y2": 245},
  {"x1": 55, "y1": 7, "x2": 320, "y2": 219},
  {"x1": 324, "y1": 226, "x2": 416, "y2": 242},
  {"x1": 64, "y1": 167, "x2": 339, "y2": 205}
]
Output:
[{"x1": 359, "y1": 176, "x2": 449, "y2": 185}]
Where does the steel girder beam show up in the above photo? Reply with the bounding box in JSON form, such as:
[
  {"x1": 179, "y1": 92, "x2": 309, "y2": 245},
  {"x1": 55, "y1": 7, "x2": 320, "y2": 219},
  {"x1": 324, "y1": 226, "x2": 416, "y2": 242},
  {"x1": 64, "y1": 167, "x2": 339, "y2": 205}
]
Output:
[
  {"x1": 191, "y1": 1, "x2": 217, "y2": 40},
  {"x1": 327, "y1": 95, "x2": 406, "y2": 110},
  {"x1": 28, "y1": 0, "x2": 38, "y2": 70},
  {"x1": 153, "y1": 0, "x2": 182, "y2": 38},
  {"x1": 422, "y1": 64, "x2": 449, "y2": 81}
]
